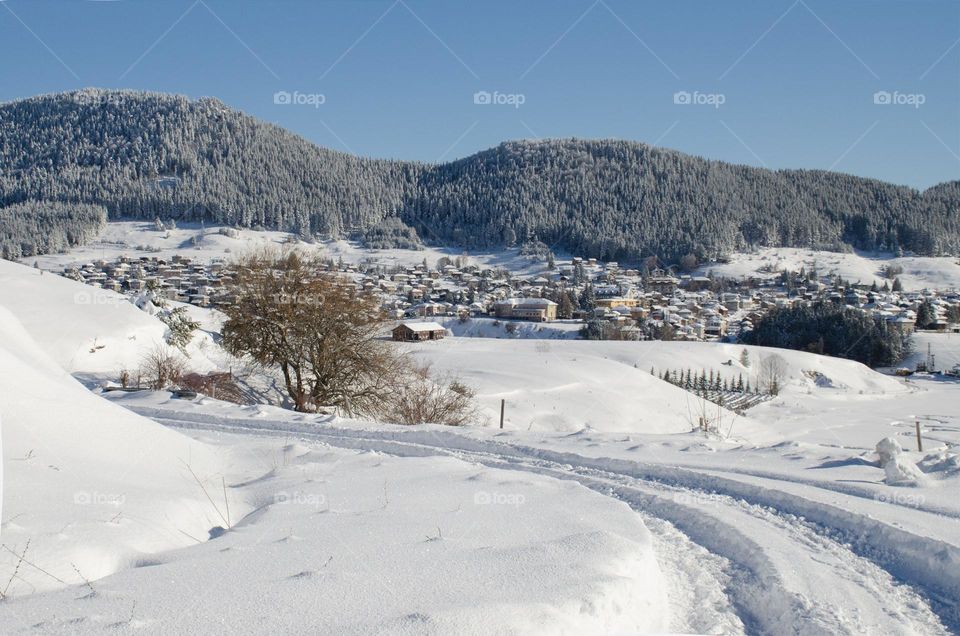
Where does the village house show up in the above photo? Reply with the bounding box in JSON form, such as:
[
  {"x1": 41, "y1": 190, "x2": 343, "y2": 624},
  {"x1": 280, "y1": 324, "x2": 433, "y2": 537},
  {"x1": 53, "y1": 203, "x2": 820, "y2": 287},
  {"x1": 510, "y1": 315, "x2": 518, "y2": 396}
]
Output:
[
  {"x1": 595, "y1": 297, "x2": 640, "y2": 310},
  {"x1": 391, "y1": 322, "x2": 448, "y2": 342},
  {"x1": 647, "y1": 270, "x2": 679, "y2": 295},
  {"x1": 493, "y1": 297, "x2": 558, "y2": 322}
]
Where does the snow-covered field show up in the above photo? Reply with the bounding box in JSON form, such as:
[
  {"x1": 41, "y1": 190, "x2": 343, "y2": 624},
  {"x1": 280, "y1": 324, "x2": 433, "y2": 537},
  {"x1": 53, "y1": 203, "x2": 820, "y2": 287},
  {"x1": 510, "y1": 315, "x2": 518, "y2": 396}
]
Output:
[
  {"x1": 697, "y1": 247, "x2": 960, "y2": 291},
  {"x1": 27, "y1": 220, "x2": 555, "y2": 277},
  {"x1": 3, "y1": 242, "x2": 960, "y2": 633}
]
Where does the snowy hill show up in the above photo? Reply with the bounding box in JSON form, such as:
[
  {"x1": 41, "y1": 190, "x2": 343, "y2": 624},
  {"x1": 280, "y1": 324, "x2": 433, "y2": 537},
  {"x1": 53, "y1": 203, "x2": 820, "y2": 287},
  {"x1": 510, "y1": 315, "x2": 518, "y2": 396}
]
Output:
[
  {"x1": 405, "y1": 338, "x2": 905, "y2": 437},
  {"x1": 698, "y1": 247, "x2": 960, "y2": 291},
  {"x1": 0, "y1": 260, "x2": 166, "y2": 374},
  {"x1": 0, "y1": 303, "x2": 233, "y2": 595},
  {"x1": 0, "y1": 258, "x2": 228, "y2": 381}
]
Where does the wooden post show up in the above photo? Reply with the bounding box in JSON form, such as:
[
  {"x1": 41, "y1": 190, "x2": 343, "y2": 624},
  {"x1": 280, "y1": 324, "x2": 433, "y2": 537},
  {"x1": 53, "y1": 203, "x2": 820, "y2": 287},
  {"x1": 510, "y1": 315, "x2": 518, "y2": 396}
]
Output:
[
  {"x1": 499, "y1": 399, "x2": 505, "y2": 429},
  {"x1": 915, "y1": 418, "x2": 923, "y2": 452}
]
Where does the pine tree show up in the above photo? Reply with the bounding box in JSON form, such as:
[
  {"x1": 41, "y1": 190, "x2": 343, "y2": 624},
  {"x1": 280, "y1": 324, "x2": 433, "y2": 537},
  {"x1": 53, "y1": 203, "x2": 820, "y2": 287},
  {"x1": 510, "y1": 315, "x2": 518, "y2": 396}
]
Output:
[{"x1": 916, "y1": 301, "x2": 936, "y2": 329}]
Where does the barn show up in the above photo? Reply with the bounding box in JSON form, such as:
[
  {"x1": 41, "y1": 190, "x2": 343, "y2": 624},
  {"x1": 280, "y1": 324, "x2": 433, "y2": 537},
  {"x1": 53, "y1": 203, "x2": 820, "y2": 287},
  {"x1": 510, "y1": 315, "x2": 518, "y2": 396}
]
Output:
[{"x1": 392, "y1": 322, "x2": 448, "y2": 342}]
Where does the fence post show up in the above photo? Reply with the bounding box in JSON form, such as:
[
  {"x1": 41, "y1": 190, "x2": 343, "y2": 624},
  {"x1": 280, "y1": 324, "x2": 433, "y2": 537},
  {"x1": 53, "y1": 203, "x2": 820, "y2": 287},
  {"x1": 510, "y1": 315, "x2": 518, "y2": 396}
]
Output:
[
  {"x1": 499, "y1": 399, "x2": 505, "y2": 429},
  {"x1": 915, "y1": 418, "x2": 923, "y2": 452}
]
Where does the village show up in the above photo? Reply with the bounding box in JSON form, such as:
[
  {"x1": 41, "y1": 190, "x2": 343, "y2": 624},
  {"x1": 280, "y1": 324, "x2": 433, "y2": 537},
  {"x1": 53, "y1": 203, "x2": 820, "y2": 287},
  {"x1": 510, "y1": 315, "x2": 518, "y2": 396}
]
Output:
[{"x1": 56, "y1": 248, "x2": 958, "y2": 355}]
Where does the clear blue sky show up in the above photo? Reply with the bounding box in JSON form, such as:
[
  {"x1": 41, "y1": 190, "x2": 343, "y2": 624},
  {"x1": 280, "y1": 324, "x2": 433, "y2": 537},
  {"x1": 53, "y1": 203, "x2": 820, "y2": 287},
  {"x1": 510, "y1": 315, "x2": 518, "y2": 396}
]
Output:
[{"x1": 1, "y1": 0, "x2": 958, "y2": 188}]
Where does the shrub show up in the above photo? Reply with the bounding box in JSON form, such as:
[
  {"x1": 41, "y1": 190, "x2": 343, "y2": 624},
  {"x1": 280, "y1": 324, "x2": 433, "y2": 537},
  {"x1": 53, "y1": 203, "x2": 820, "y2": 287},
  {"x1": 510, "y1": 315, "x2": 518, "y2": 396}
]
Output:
[
  {"x1": 139, "y1": 345, "x2": 188, "y2": 390},
  {"x1": 384, "y1": 364, "x2": 480, "y2": 426}
]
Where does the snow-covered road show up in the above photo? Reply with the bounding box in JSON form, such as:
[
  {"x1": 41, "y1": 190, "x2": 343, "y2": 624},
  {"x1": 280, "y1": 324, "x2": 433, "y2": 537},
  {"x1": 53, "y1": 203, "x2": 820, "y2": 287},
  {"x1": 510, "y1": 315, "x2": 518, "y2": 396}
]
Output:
[{"x1": 136, "y1": 405, "x2": 957, "y2": 635}]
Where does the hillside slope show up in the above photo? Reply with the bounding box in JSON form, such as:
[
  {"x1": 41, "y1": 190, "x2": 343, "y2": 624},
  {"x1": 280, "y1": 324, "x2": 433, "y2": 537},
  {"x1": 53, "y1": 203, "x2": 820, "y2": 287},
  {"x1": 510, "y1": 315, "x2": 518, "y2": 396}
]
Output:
[
  {"x1": 405, "y1": 338, "x2": 905, "y2": 438},
  {"x1": 0, "y1": 303, "x2": 234, "y2": 595},
  {"x1": 1, "y1": 89, "x2": 958, "y2": 261}
]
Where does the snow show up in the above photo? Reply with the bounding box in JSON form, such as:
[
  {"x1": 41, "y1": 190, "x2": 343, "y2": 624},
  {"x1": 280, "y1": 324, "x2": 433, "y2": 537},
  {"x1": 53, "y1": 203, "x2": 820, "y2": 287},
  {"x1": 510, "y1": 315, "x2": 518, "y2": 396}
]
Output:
[
  {"x1": 85, "y1": 389, "x2": 960, "y2": 634},
  {"x1": 26, "y1": 220, "x2": 556, "y2": 276},
  {"x1": 697, "y1": 247, "x2": 960, "y2": 291},
  {"x1": 2, "y1": 431, "x2": 669, "y2": 634},
  {"x1": 877, "y1": 437, "x2": 929, "y2": 486},
  {"x1": 0, "y1": 303, "x2": 233, "y2": 596},
  {"x1": 440, "y1": 316, "x2": 583, "y2": 340},
  {"x1": 5, "y1": 239, "x2": 960, "y2": 633},
  {"x1": 401, "y1": 337, "x2": 905, "y2": 436},
  {"x1": 0, "y1": 258, "x2": 669, "y2": 634}
]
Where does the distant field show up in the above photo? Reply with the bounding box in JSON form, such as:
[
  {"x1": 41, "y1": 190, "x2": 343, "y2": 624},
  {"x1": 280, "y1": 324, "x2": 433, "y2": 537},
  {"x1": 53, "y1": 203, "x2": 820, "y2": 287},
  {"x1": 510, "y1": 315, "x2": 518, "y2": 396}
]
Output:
[{"x1": 697, "y1": 247, "x2": 960, "y2": 291}]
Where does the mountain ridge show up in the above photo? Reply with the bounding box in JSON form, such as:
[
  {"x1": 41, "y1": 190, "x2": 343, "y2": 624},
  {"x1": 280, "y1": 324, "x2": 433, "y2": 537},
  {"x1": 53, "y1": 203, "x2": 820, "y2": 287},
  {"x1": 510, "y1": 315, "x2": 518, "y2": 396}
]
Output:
[{"x1": 1, "y1": 88, "x2": 957, "y2": 261}]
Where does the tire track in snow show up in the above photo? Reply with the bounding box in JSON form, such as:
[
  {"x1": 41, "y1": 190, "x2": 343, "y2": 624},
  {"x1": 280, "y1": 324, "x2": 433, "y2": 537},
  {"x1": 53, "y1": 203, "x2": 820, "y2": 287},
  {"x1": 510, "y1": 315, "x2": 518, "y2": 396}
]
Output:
[{"x1": 138, "y1": 408, "x2": 956, "y2": 633}]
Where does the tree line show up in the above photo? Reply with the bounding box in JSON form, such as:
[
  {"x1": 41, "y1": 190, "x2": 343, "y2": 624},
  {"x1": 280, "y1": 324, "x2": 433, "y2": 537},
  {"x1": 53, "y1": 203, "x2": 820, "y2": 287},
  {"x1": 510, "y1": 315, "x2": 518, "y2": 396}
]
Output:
[
  {"x1": 741, "y1": 303, "x2": 911, "y2": 367},
  {"x1": 0, "y1": 200, "x2": 106, "y2": 259}
]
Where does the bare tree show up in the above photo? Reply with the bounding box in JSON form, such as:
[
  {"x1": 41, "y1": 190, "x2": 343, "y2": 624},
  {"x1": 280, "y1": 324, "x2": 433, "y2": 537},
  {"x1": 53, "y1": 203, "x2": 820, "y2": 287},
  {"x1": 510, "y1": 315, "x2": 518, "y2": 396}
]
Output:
[
  {"x1": 139, "y1": 344, "x2": 188, "y2": 390},
  {"x1": 221, "y1": 248, "x2": 403, "y2": 415},
  {"x1": 757, "y1": 353, "x2": 788, "y2": 396}
]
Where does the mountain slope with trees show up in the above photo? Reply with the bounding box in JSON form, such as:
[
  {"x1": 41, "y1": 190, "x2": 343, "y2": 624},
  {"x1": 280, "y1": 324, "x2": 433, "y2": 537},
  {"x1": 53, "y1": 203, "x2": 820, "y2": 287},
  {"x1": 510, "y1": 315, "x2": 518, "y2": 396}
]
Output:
[{"x1": 1, "y1": 88, "x2": 957, "y2": 261}]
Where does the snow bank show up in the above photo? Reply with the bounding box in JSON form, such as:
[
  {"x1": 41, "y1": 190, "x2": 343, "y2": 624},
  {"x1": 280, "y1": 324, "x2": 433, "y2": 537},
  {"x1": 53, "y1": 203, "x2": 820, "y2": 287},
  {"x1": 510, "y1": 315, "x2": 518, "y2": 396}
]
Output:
[
  {"x1": 3, "y1": 440, "x2": 668, "y2": 634},
  {"x1": 0, "y1": 259, "x2": 166, "y2": 373},
  {"x1": 0, "y1": 303, "x2": 235, "y2": 596}
]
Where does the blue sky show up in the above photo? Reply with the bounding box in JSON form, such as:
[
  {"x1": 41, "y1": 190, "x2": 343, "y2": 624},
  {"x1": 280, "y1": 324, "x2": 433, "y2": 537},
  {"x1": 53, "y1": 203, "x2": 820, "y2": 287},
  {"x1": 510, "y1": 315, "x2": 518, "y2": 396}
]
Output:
[{"x1": 1, "y1": 0, "x2": 958, "y2": 188}]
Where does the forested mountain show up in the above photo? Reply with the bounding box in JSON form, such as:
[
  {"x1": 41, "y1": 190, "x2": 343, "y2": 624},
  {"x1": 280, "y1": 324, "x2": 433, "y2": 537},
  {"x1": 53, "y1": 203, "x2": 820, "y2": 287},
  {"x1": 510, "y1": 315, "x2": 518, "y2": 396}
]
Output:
[{"x1": 1, "y1": 88, "x2": 957, "y2": 261}]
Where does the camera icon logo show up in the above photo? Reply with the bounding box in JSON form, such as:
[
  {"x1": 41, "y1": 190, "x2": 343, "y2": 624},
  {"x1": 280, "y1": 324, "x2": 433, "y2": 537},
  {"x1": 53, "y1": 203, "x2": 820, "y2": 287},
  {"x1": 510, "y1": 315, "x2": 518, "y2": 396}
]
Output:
[
  {"x1": 873, "y1": 91, "x2": 891, "y2": 105},
  {"x1": 273, "y1": 91, "x2": 292, "y2": 105},
  {"x1": 473, "y1": 91, "x2": 492, "y2": 105},
  {"x1": 673, "y1": 91, "x2": 692, "y2": 105}
]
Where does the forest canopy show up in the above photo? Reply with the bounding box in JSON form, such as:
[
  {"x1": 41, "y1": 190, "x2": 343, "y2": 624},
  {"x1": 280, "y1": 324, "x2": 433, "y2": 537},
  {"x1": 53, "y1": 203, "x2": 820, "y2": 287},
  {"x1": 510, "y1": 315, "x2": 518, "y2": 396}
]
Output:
[{"x1": 1, "y1": 89, "x2": 957, "y2": 262}]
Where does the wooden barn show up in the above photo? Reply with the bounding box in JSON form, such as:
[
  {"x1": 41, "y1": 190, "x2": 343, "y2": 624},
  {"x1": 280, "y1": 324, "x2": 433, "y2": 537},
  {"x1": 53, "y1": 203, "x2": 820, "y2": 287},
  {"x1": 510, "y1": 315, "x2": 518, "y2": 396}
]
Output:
[{"x1": 392, "y1": 322, "x2": 448, "y2": 342}]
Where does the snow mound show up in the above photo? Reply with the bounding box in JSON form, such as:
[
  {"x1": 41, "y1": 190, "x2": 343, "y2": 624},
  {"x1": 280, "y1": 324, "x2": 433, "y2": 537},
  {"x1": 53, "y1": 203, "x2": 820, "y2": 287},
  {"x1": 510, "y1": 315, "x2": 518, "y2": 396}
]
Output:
[
  {"x1": 876, "y1": 437, "x2": 928, "y2": 487},
  {"x1": 917, "y1": 450, "x2": 960, "y2": 479}
]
